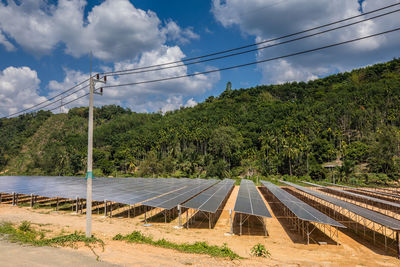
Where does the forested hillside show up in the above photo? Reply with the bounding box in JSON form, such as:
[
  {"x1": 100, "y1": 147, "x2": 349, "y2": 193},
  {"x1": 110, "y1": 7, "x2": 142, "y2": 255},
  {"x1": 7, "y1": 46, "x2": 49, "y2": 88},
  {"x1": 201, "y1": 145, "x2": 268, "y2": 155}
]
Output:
[{"x1": 1, "y1": 58, "x2": 400, "y2": 184}]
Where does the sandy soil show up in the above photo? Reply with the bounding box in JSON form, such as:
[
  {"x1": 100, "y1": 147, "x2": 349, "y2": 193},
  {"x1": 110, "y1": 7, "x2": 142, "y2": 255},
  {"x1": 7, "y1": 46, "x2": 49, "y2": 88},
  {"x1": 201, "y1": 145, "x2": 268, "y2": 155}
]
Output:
[
  {"x1": 0, "y1": 240, "x2": 117, "y2": 267},
  {"x1": 0, "y1": 186, "x2": 399, "y2": 267}
]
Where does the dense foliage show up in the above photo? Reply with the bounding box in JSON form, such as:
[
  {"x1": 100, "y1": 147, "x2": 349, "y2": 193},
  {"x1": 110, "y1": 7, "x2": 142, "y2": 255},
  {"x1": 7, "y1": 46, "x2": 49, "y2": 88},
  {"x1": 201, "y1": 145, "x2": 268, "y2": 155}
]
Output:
[{"x1": 1, "y1": 59, "x2": 400, "y2": 184}]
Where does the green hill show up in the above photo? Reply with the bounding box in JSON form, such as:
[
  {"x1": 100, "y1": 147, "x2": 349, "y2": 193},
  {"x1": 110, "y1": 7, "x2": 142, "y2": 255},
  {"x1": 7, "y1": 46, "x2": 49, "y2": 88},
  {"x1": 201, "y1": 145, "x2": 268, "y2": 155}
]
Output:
[{"x1": 1, "y1": 58, "x2": 400, "y2": 184}]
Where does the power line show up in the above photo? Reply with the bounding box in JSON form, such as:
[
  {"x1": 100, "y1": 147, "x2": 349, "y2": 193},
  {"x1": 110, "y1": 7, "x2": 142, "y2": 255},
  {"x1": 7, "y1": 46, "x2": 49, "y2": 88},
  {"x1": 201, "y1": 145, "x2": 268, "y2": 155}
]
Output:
[
  {"x1": 6, "y1": 78, "x2": 90, "y2": 118},
  {"x1": 106, "y1": 8, "x2": 400, "y2": 77},
  {"x1": 25, "y1": 84, "x2": 90, "y2": 115},
  {"x1": 103, "y1": 27, "x2": 400, "y2": 89},
  {"x1": 3, "y1": 3, "x2": 400, "y2": 118},
  {"x1": 5, "y1": 26, "x2": 400, "y2": 117},
  {"x1": 102, "y1": 2, "x2": 400, "y2": 75},
  {"x1": 48, "y1": 86, "x2": 105, "y2": 113}
]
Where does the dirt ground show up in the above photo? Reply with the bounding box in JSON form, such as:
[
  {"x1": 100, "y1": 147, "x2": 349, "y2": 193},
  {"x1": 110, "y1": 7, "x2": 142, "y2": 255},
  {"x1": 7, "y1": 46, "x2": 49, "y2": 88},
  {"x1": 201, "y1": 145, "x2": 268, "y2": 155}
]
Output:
[{"x1": 0, "y1": 186, "x2": 399, "y2": 267}]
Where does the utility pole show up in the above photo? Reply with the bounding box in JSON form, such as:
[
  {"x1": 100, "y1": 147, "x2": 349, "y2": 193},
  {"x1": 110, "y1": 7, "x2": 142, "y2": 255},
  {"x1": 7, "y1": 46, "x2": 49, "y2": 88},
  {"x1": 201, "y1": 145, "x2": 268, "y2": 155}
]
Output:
[
  {"x1": 86, "y1": 52, "x2": 94, "y2": 238},
  {"x1": 86, "y1": 53, "x2": 106, "y2": 238}
]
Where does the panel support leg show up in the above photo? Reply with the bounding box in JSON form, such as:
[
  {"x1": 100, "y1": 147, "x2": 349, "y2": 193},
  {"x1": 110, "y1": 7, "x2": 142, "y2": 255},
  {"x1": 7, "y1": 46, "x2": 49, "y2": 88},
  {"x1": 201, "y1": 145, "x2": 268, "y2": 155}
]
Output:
[
  {"x1": 229, "y1": 209, "x2": 233, "y2": 235},
  {"x1": 186, "y1": 209, "x2": 189, "y2": 229},
  {"x1": 397, "y1": 231, "x2": 400, "y2": 259},
  {"x1": 178, "y1": 205, "x2": 182, "y2": 228},
  {"x1": 240, "y1": 213, "x2": 242, "y2": 236}
]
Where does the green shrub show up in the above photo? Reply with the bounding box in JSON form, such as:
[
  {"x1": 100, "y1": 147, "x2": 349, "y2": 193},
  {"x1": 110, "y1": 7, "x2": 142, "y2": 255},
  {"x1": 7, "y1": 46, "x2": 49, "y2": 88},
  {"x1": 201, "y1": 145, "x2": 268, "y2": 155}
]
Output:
[
  {"x1": 18, "y1": 221, "x2": 32, "y2": 232},
  {"x1": 251, "y1": 243, "x2": 271, "y2": 258},
  {"x1": 113, "y1": 231, "x2": 241, "y2": 259}
]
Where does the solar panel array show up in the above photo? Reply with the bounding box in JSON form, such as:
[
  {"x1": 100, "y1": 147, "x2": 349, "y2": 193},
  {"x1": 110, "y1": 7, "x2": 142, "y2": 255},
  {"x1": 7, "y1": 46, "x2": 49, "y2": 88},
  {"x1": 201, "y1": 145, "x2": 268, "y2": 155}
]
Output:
[
  {"x1": 326, "y1": 182, "x2": 400, "y2": 199},
  {"x1": 0, "y1": 176, "x2": 216, "y2": 207},
  {"x1": 282, "y1": 181, "x2": 400, "y2": 231},
  {"x1": 141, "y1": 179, "x2": 218, "y2": 210},
  {"x1": 303, "y1": 181, "x2": 400, "y2": 209},
  {"x1": 182, "y1": 179, "x2": 235, "y2": 213},
  {"x1": 262, "y1": 181, "x2": 344, "y2": 227},
  {"x1": 0, "y1": 176, "x2": 85, "y2": 199},
  {"x1": 233, "y1": 179, "x2": 272, "y2": 218}
]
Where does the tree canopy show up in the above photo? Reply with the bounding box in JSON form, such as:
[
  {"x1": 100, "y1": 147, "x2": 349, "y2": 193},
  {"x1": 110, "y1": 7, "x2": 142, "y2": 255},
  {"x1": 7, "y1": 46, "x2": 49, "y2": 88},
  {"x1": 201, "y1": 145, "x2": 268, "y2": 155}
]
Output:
[{"x1": 1, "y1": 58, "x2": 400, "y2": 184}]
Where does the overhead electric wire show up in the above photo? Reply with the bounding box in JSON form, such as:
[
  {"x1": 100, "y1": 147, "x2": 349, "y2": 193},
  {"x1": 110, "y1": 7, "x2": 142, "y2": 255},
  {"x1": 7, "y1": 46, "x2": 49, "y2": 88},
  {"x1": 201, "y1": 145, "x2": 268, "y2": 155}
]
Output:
[
  {"x1": 25, "y1": 84, "x2": 90, "y2": 115},
  {"x1": 47, "y1": 86, "x2": 104, "y2": 113},
  {"x1": 9, "y1": 26, "x2": 400, "y2": 115},
  {"x1": 102, "y1": 27, "x2": 400, "y2": 89},
  {"x1": 102, "y1": 2, "x2": 400, "y2": 75},
  {"x1": 5, "y1": 78, "x2": 90, "y2": 118},
  {"x1": 3, "y1": 3, "x2": 400, "y2": 118},
  {"x1": 106, "y1": 8, "x2": 400, "y2": 77}
]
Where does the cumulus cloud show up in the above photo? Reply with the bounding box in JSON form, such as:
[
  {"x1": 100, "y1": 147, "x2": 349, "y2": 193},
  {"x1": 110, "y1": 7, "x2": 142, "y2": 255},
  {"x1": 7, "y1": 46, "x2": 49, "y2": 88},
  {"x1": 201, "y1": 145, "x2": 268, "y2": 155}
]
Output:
[
  {"x1": 0, "y1": 1, "x2": 217, "y2": 115},
  {"x1": 185, "y1": 98, "x2": 197, "y2": 108},
  {"x1": 163, "y1": 20, "x2": 200, "y2": 44},
  {"x1": 212, "y1": 0, "x2": 400, "y2": 84},
  {"x1": 0, "y1": 0, "x2": 199, "y2": 60},
  {"x1": 0, "y1": 66, "x2": 47, "y2": 117},
  {"x1": 45, "y1": 45, "x2": 219, "y2": 113}
]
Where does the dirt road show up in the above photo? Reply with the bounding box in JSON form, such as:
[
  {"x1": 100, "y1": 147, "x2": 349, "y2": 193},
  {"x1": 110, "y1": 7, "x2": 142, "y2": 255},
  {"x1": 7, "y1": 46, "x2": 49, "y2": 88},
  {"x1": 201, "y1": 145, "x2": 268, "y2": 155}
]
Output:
[{"x1": 0, "y1": 240, "x2": 117, "y2": 267}]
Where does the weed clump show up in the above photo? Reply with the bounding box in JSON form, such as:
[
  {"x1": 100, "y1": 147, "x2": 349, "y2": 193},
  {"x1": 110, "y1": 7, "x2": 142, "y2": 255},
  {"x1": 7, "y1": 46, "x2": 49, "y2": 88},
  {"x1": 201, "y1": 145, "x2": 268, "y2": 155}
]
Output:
[
  {"x1": 250, "y1": 243, "x2": 271, "y2": 258},
  {"x1": 113, "y1": 231, "x2": 241, "y2": 260}
]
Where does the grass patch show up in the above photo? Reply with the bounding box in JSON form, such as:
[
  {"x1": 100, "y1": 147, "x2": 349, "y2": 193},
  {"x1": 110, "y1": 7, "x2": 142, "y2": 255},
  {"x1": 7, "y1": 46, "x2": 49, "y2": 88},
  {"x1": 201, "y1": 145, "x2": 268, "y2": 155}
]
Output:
[
  {"x1": 0, "y1": 221, "x2": 104, "y2": 258},
  {"x1": 57, "y1": 203, "x2": 73, "y2": 210},
  {"x1": 113, "y1": 231, "x2": 241, "y2": 260}
]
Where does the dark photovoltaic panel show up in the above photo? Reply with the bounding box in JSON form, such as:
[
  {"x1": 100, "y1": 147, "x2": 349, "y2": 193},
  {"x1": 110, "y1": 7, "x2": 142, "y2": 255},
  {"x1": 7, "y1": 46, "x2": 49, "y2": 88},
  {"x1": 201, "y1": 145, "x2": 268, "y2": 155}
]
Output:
[
  {"x1": 92, "y1": 177, "x2": 191, "y2": 205},
  {"x1": 282, "y1": 181, "x2": 400, "y2": 231},
  {"x1": 302, "y1": 181, "x2": 400, "y2": 209},
  {"x1": 233, "y1": 179, "x2": 272, "y2": 218},
  {"x1": 182, "y1": 179, "x2": 235, "y2": 213},
  {"x1": 261, "y1": 181, "x2": 344, "y2": 228},
  {"x1": 326, "y1": 182, "x2": 400, "y2": 200},
  {"x1": 141, "y1": 179, "x2": 218, "y2": 210},
  {"x1": 0, "y1": 176, "x2": 218, "y2": 207}
]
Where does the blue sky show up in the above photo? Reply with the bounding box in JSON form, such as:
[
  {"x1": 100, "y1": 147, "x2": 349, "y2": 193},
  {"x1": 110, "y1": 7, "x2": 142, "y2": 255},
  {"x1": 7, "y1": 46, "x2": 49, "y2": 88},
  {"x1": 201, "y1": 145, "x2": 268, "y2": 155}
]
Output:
[{"x1": 0, "y1": 0, "x2": 399, "y2": 116}]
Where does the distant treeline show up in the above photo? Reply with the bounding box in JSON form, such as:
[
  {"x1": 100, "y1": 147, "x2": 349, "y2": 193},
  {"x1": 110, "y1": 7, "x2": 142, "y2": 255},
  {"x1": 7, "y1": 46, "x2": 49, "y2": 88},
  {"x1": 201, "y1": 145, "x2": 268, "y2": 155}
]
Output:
[{"x1": 1, "y1": 58, "x2": 400, "y2": 185}]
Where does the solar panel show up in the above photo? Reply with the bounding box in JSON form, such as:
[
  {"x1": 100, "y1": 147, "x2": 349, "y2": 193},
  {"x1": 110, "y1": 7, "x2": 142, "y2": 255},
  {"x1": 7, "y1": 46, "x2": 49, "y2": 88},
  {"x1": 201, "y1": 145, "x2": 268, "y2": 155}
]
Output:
[
  {"x1": 261, "y1": 181, "x2": 344, "y2": 228},
  {"x1": 233, "y1": 179, "x2": 271, "y2": 218},
  {"x1": 282, "y1": 181, "x2": 400, "y2": 231},
  {"x1": 182, "y1": 179, "x2": 235, "y2": 213},
  {"x1": 302, "y1": 181, "x2": 400, "y2": 209},
  {"x1": 0, "y1": 176, "x2": 213, "y2": 207},
  {"x1": 326, "y1": 182, "x2": 400, "y2": 199},
  {"x1": 141, "y1": 179, "x2": 218, "y2": 210}
]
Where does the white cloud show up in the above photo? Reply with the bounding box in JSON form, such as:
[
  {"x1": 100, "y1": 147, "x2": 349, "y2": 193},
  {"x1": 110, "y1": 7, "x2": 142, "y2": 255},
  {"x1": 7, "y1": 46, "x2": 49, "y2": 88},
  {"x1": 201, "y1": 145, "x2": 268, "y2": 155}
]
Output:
[
  {"x1": 163, "y1": 20, "x2": 200, "y2": 45},
  {"x1": 212, "y1": 0, "x2": 400, "y2": 84},
  {"x1": 0, "y1": 1, "x2": 213, "y2": 115},
  {"x1": 260, "y1": 59, "x2": 319, "y2": 84},
  {"x1": 0, "y1": 0, "x2": 199, "y2": 61},
  {"x1": 0, "y1": 66, "x2": 47, "y2": 117},
  {"x1": 45, "y1": 45, "x2": 219, "y2": 113},
  {"x1": 160, "y1": 96, "x2": 184, "y2": 113},
  {"x1": 185, "y1": 98, "x2": 197, "y2": 108}
]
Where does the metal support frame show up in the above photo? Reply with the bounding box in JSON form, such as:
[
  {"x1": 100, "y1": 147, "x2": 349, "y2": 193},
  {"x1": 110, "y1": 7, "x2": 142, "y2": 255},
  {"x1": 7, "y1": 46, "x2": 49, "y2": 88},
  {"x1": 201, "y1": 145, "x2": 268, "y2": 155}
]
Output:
[
  {"x1": 291, "y1": 187, "x2": 398, "y2": 257},
  {"x1": 323, "y1": 188, "x2": 400, "y2": 219},
  {"x1": 266, "y1": 188, "x2": 340, "y2": 245}
]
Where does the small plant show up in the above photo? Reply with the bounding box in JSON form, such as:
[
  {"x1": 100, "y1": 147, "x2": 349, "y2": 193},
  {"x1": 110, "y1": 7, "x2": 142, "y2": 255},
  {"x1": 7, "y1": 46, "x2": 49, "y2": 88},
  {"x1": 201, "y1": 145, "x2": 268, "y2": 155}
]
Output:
[
  {"x1": 251, "y1": 243, "x2": 271, "y2": 258},
  {"x1": 18, "y1": 221, "x2": 32, "y2": 232},
  {"x1": 113, "y1": 231, "x2": 241, "y2": 260}
]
